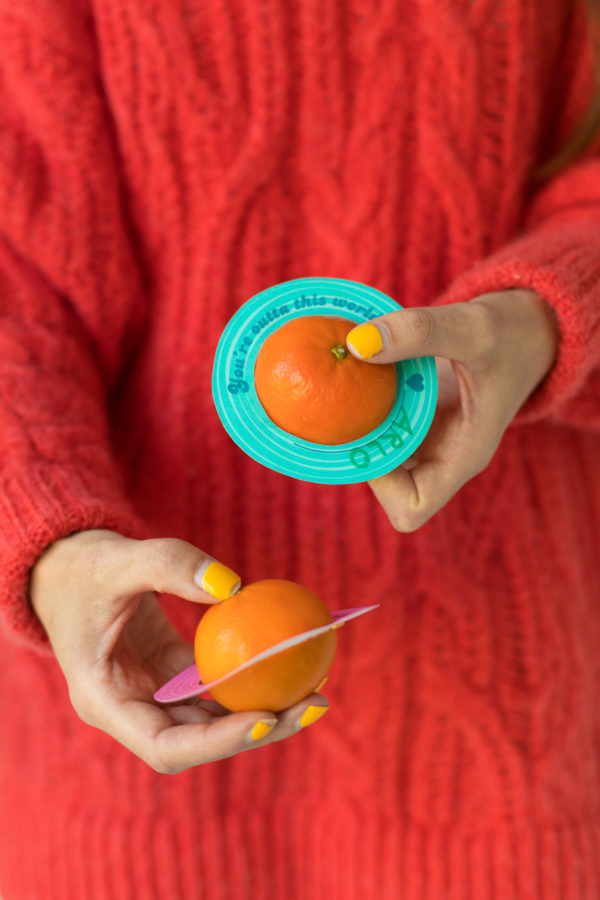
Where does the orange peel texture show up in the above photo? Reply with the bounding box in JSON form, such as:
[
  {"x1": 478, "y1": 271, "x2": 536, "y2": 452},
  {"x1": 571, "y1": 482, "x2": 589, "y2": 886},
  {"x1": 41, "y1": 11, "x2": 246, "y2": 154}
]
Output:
[
  {"x1": 194, "y1": 579, "x2": 337, "y2": 712},
  {"x1": 254, "y1": 316, "x2": 397, "y2": 444}
]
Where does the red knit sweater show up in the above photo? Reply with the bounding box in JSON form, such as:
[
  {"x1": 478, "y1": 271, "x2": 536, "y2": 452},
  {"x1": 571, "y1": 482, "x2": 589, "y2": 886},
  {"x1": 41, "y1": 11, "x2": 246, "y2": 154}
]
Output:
[{"x1": 1, "y1": 1, "x2": 600, "y2": 897}]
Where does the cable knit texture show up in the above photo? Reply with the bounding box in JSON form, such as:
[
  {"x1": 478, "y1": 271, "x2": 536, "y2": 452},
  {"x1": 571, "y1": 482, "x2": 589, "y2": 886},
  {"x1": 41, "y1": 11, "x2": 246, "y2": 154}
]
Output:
[{"x1": 1, "y1": 1, "x2": 600, "y2": 897}]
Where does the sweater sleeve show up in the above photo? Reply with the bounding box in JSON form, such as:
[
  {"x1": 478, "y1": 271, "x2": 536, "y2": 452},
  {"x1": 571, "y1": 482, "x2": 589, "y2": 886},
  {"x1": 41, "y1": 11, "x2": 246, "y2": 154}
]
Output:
[
  {"x1": 433, "y1": 159, "x2": 600, "y2": 430},
  {"x1": 432, "y1": 2, "x2": 600, "y2": 431},
  {"x1": 0, "y1": 4, "x2": 149, "y2": 651}
]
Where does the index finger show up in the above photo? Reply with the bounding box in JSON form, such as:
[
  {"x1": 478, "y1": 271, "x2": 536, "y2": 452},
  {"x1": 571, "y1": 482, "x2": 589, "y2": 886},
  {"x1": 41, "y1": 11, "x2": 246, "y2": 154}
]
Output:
[
  {"x1": 105, "y1": 696, "x2": 280, "y2": 772},
  {"x1": 94, "y1": 690, "x2": 330, "y2": 773},
  {"x1": 369, "y1": 408, "x2": 498, "y2": 532}
]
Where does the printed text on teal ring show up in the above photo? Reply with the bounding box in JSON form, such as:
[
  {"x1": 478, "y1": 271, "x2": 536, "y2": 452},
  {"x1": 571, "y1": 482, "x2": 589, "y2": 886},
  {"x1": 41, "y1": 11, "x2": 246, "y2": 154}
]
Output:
[{"x1": 349, "y1": 406, "x2": 413, "y2": 468}]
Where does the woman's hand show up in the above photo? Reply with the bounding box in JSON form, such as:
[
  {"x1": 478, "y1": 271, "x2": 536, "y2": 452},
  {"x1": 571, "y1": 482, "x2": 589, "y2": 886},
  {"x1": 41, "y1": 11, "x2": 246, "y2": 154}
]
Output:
[
  {"x1": 346, "y1": 289, "x2": 559, "y2": 531},
  {"x1": 29, "y1": 530, "x2": 327, "y2": 772}
]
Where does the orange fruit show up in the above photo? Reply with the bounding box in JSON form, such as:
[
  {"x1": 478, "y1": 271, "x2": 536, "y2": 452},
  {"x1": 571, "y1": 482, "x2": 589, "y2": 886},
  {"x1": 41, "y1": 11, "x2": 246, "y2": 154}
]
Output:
[
  {"x1": 254, "y1": 316, "x2": 397, "y2": 444},
  {"x1": 194, "y1": 579, "x2": 337, "y2": 712}
]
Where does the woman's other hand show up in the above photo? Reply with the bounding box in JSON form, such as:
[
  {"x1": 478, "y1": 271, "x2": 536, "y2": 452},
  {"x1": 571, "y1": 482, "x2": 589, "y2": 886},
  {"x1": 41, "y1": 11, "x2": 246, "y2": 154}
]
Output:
[{"x1": 29, "y1": 530, "x2": 327, "y2": 772}]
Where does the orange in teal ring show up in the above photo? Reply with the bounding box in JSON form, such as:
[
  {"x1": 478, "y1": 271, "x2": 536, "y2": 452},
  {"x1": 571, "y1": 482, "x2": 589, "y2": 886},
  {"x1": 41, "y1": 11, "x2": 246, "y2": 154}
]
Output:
[{"x1": 212, "y1": 277, "x2": 437, "y2": 485}]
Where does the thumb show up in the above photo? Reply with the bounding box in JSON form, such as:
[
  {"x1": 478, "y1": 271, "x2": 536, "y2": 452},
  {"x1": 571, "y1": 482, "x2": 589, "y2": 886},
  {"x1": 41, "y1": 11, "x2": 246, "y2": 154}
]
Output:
[
  {"x1": 345, "y1": 302, "x2": 481, "y2": 365},
  {"x1": 113, "y1": 537, "x2": 241, "y2": 604}
]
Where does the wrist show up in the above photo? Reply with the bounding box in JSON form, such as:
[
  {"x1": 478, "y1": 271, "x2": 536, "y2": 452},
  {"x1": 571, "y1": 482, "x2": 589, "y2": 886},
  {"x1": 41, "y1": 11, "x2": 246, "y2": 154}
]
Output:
[
  {"x1": 477, "y1": 288, "x2": 560, "y2": 386},
  {"x1": 513, "y1": 288, "x2": 560, "y2": 383}
]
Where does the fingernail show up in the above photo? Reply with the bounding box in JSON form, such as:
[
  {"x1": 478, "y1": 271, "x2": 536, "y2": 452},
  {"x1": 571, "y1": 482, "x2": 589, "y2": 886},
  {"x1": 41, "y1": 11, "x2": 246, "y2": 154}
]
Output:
[
  {"x1": 298, "y1": 705, "x2": 329, "y2": 728},
  {"x1": 194, "y1": 559, "x2": 241, "y2": 600},
  {"x1": 346, "y1": 322, "x2": 387, "y2": 359},
  {"x1": 249, "y1": 719, "x2": 277, "y2": 741},
  {"x1": 315, "y1": 676, "x2": 328, "y2": 692}
]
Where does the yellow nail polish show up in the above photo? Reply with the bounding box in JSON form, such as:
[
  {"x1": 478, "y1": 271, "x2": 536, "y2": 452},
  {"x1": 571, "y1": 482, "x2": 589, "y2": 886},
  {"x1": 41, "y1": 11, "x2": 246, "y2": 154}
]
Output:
[
  {"x1": 346, "y1": 323, "x2": 383, "y2": 359},
  {"x1": 299, "y1": 705, "x2": 328, "y2": 728},
  {"x1": 199, "y1": 561, "x2": 241, "y2": 600},
  {"x1": 250, "y1": 719, "x2": 276, "y2": 741},
  {"x1": 315, "y1": 676, "x2": 328, "y2": 692}
]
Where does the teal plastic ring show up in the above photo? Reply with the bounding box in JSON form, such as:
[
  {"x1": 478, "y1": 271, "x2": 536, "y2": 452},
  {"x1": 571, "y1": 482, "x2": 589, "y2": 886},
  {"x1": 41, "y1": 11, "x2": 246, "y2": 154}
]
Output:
[{"x1": 212, "y1": 277, "x2": 437, "y2": 485}]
